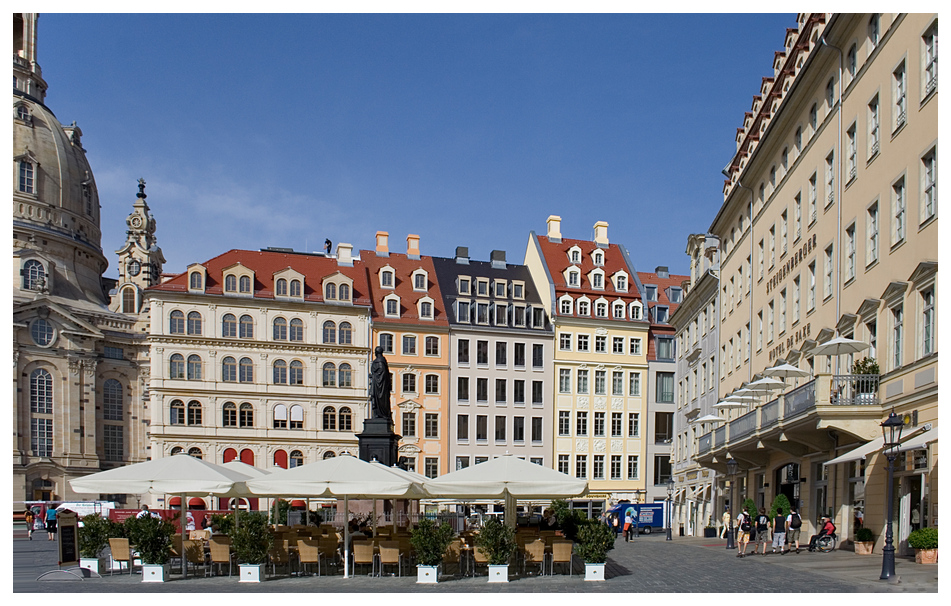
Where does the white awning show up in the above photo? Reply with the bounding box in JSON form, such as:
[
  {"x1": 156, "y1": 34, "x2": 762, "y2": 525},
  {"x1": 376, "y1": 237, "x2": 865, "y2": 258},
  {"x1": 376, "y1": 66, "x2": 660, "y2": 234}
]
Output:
[
  {"x1": 823, "y1": 437, "x2": 884, "y2": 466},
  {"x1": 899, "y1": 427, "x2": 938, "y2": 452}
]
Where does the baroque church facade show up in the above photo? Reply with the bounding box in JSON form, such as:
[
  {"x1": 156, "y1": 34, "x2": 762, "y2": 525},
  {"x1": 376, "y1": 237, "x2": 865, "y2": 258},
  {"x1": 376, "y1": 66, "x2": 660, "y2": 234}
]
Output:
[{"x1": 13, "y1": 13, "x2": 160, "y2": 504}]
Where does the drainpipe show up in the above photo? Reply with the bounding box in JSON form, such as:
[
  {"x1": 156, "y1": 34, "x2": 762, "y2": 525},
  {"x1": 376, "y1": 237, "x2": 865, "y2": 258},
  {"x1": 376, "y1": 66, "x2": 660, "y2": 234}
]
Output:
[{"x1": 820, "y1": 34, "x2": 844, "y2": 374}]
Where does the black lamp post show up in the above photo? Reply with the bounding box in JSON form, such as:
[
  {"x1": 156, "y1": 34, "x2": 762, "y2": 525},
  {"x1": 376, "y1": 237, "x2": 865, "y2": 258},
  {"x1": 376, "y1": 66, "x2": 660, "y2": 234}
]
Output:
[
  {"x1": 880, "y1": 410, "x2": 904, "y2": 580},
  {"x1": 725, "y1": 458, "x2": 738, "y2": 550},
  {"x1": 666, "y1": 477, "x2": 675, "y2": 541}
]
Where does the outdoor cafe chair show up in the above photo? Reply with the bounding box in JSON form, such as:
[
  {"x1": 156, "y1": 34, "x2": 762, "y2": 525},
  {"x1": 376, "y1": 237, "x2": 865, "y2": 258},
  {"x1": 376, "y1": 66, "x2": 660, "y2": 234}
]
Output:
[
  {"x1": 268, "y1": 540, "x2": 294, "y2": 577},
  {"x1": 378, "y1": 541, "x2": 401, "y2": 577},
  {"x1": 443, "y1": 539, "x2": 462, "y2": 577},
  {"x1": 183, "y1": 539, "x2": 207, "y2": 578},
  {"x1": 207, "y1": 535, "x2": 233, "y2": 577},
  {"x1": 108, "y1": 537, "x2": 134, "y2": 575},
  {"x1": 352, "y1": 541, "x2": 377, "y2": 577},
  {"x1": 472, "y1": 545, "x2": 489, "y2": 576},
  {"x1": 521, "y1": 539, "x2": 547, "y2": 577},
  {"x1": 297, "y1": 538, "x2": 321, "y2": 576},
  {"x1": 169, "y1": 534, "x2": 184, "y2": 570},
  {"x1": 550, "y1": 540, "x2": 573, "y2": 576},
  {"x1": 318, "y1": 538, "x2": 340, "y2": 574}
]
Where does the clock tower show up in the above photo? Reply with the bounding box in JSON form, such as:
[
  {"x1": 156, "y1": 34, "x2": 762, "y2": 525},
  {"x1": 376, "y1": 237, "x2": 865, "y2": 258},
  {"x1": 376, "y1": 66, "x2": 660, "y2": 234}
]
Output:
[{"x1": 112, "y1": 179, "x2": 165, "y2": 314}]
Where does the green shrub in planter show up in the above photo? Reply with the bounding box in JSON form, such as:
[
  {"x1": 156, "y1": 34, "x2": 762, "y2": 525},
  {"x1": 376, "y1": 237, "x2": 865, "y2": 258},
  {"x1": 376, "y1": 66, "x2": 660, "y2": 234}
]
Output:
[
  {"x1": 78, "y1": 514, "x2": 112, "y2": 559},
  {"x1": 768, "y1": 493, "x2": 792, "y2": 521},
  {"x1": 854, "y1": 527, "x2": 874, "y2": 542},
  {"x1": 742, "y1": 498, "x2": 757, "y2": 517},
  {"x1": 907, "y1": 527, "x2": 938, "y2": 550},
  {"x1": 475, "y1": 518, "x2": 517, "y2": 565},
  {"x1": 409, "y1": 518, "x2": 455, "y2": 566},
  {"x1": 230, "y1": 512, "x2": 272, "y2": 565},
  {"x1": 550, "y1": 499, "x2": 589, "y2": 541},
  {"x1": 575, "y1": 520, "x2": 616, "y2": 564},
  {"x1": 209, "y1": 512, "x2": 235, "y2": 536},
  {"x1": 124, "y1": 514, "x2": 176, "y2": 565}
]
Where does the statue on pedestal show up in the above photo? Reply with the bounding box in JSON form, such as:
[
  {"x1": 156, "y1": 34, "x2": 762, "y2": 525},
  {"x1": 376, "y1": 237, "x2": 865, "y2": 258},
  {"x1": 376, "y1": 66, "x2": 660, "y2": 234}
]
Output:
[{"x1": 369, "y1": 346, "x2": 392, "y2": 421}]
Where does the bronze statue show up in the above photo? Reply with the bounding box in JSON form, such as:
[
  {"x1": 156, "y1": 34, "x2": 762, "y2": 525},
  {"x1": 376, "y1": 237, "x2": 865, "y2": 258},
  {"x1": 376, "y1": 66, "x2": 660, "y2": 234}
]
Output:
[{"x1": 369, "y1": 346, "x2": 392, "y2": 421}]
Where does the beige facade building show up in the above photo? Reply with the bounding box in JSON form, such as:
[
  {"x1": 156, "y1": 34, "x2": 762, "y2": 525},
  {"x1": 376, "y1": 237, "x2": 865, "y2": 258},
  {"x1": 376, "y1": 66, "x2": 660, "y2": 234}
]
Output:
[{"x1": 698, "y1": 13, "x2": 937, "y2": 554}]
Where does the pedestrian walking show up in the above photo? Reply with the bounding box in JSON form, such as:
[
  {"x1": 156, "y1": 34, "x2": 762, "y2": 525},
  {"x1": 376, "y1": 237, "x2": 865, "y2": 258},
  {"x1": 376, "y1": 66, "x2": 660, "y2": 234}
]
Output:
[
  {"x1": 720, "y1": 507, "x2": 731, "y2": 539},
  {"x1": 754, "y1": 508, "x2": 771, "y2": 555},
  {"x1": 735, "y1": 506, "x2": 751, "y2": 557},
  {"x1": 24, "y1": 510, "x2": 35, "y2": 540},
  {"x1": 45, "y1": 506, "x2": 58, "y2": 541},
  {"x1": 786, "y1": 506, "x2": 802, "y2": 554},
  {"x1": 624, "y1": 509, "x2": 634, "y2": 542},
  {"x1": 772, "y1": 507, "x2": 787, "y2": 554}
]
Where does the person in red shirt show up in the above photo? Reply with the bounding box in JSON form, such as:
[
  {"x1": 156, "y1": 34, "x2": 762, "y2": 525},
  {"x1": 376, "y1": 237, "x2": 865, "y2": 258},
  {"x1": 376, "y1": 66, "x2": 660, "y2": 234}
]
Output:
[{"x1": 808, "y1": 516, "x2": 836, "y2": 551}]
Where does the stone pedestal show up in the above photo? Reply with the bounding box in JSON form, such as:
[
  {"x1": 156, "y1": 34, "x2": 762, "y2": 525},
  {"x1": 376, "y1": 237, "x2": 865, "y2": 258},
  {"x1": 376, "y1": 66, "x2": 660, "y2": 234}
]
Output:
[{"x1": 357, "y1": 418, "x2": 401, "y2": 467}]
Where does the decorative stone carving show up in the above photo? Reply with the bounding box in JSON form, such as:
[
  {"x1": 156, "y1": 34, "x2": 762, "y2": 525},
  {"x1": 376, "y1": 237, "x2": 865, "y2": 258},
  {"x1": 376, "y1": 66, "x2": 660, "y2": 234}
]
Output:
[
  {"x1": 155, "y1": 347, "x2": 164, "y2": 354},
  {"x1": 260, "y1": 353, "x2": 268, "y2": 360},
  {"x1": 611, "y1": 397, "x2": 623, "y2": 410},
  {"x1": 595, "y1": 327, "x2": 608, "y2": 335},
  {"x1": 593, "y1": 440, "x2": 606, "y2": 452},
  {"x1": 577, "y1": 397, "x2": 588, "y2": 409},
  {"x1": 578, "y1": 363, "x2": 588, "y2": 370},
  {"x1": 398, "y1": 444, "x2": 420, "y2": 455},
  {"x1": 611, "y1": 440, "x2": 623, "y2": 452},
  {"x1": 68, "y1": 358, "x2": 81, "y2": 375},
  {"x1": 208, "y1": 304, "x2": 216, "y2": 311},
  {"x1": 575, "y1": 439, "x2": 588, "y2": 452},
  {"x1": 208, "y1": 350, "x2": 216, "y2": 358},
  {"x1": 83, "y1": 360, "x2": 97, "y2": 377},
  {"x1": 595, "y1": 364, "x2": 605, "y2": 371},
  {"x1": 594, "y1": 397, "x2": 606, "y2": 409}
]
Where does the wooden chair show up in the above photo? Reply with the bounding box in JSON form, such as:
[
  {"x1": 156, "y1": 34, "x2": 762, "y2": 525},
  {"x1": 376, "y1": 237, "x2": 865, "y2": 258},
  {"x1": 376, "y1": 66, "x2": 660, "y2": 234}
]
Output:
[
  {"x1": 352, "y1": 541, "x2": 376, "y2": 576},
  {"x1": 169, "y1": 534, "x2": 184, "y2": 570},
  {"x1": 443, "y1": 539, "x2": 462, "y2": 577},
  {"x1": 472, "y1": 545, "x2": 489, "y2": 576},
  {"x1": 268, "y1": 540, "x2": 294, "y2": 577},
  {"x1": 108, "y1": 538, "x2": 133, "y2": 575},
  {"x1": 522, "y1": 539, "x2": 547, "y2": 576},
  {"x1": 183, "y1": 539, "x2": 207, "y2": 578},
  {"x1": 318, "y1": 538, "x2": 340, "y2": 574},
  {"x1": 378, "y1": 541, "x2": 401, "y2": 576},
  {"x1": 207, "y1": 535, "x2": 233, "y2": 577},
  {"x1": 297, "y1": 538, "x2": 321, "y2": 576},
  {"x1": 550, "y1": 540, "x2": 573, "y2": 576}
]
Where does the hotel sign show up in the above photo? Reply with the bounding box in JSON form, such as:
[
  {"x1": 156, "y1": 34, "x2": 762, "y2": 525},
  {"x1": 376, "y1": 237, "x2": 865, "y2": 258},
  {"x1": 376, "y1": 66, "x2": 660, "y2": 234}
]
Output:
[
  {"x1": 769, "y1": 322, "x2": 812, "y2": 361},
  {"x1": 766, "y1": 234, "x2": 817, "y2": 296}
]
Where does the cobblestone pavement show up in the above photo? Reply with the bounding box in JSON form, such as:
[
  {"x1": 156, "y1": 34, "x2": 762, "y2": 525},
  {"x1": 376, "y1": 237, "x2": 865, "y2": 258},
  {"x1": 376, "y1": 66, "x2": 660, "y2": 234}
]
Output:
[{"x1": 12, "y1": 528, "x2": 939, "y2": 594}]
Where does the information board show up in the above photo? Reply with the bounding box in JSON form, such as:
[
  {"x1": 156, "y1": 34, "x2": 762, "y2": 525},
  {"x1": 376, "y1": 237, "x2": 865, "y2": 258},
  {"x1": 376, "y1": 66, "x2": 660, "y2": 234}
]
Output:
[{"x1": 57, "y1": 512, "x2": 79, "y2": 566}]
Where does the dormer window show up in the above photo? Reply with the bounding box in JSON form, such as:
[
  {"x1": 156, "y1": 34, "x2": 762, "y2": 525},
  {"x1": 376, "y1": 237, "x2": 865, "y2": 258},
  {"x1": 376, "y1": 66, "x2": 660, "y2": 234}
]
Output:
[
  {"x1": 413, "y1": 271, "x2": 427, "y2": 291},
  {"x1": 568, "y1": 271, "x2": 580, "y2": 287},
  {"x1": 381, "y1": 269, "x2": 394, "y2": 288},
  {"x1": 325, "y1": 283, "x2": 336, "y2": 300},
  {"x1": 225, "y1": 275, "x2": 236, "y2": 292},
  {"x1": 338, "y1": 284, "x2": 350, "y2": 301},
  {"x1": 18, "y1": 160, "x2": 35, "y2": 194},
  {"x1": 458, "y1": 277, "x2": 470, "y2": 295},
  {"x1": 615, "y1": 275, "x2": 627, "y2": 291},
  {"x1": 592, "y1": 250, "x2": 604, "y2": 266},
  {"x1": 418, "y1": 296, "x2": 434, "y2": 320},
  {"x1": 568, "y1": 246, "x2": 582, "y2": 264},
  {"x1": 189, "y1": 272, "x2": 203, "y2": 290},
  {"x1": 654, "y1": 306, "x2": 669, "y2": 323},
  {"x1": 577, "y1": 299, "x2": 590, "y2": 316},
  {"x1": 668, "y1": 287, "x2": 683, "y2": 303},
  {"x1": 276, "y1": 278, "x2": 288, "y2": 296},
  {"x1": 15, "y1": 103, "x2": 30, "y2": 123},
  {"x1": 239, "y1": 276, "x2": 252, "y2": 293},
  {"x1": 384, "y1": 295, "x2": 400, "y2": 317},
  {"x1": 476, "y1": 279, "x2": 489, "y2": 296},
  {"x1": 290, "y1": 280, "x2": 301, "y2": 297},
  {"x1": 645, "y1": 285, "x2": 657, "y2": 301},
  {"x1": 559, "y1": 296, "x2": 573, "y2": 315},
  {"x1": 494, "y1": 281, "x2": 507, "y2": 297},
  {"x1": 630, "y1": 302, "x2": 643, "y2": 320},
  {"x1": 512, "y1": 282, "x2": 524, "y2": 299},
  {"x1": 590, "y1": 269, "x2": 604, "y2": 289},
  {"x1": 613, "y1": 301, "x2": 625, "y2": 319},
  {"x1": 595, "y1": 300, "x2": 608, "y2": 318}
]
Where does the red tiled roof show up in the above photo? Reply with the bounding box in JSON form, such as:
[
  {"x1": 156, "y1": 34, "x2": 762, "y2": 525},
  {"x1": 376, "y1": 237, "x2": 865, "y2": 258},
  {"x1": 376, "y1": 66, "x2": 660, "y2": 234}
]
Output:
[
  {"x1": 148, "y1": 249, "x2": 371, "y2": 306},
  {"x1": 360, "y1": 251, "x2": 449, "y2": 326}
]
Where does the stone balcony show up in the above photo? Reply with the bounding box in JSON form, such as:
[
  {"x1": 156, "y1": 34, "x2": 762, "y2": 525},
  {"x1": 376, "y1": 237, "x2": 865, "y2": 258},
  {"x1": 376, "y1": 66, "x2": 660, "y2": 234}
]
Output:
[{"x1": 695, "y1": 373, "x2": 883, "y2": 471}]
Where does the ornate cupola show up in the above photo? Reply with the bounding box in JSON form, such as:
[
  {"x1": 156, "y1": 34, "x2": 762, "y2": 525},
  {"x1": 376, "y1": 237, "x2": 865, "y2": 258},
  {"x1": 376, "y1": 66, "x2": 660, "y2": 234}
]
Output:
[{"x1": 112, "y1": 180, "x2": 165, "y2": 313}]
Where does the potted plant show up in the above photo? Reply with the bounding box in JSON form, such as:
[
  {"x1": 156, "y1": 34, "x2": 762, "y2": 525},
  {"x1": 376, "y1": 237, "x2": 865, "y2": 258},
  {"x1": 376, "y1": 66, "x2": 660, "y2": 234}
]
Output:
[
  {"x1": 703, "y1": 524, "x2": 718, "y2": 538},
  {"x1": 78, "y1": 513, "x2": 113, "y2": 574},
  {"x1": 474, "y1": 517, "x2": 516, "y2": 583},
  {"x1": 409, "y1": 518, "x2": 454, "y2": 583},
  {"x1": 851, "y1": 357, "x2": 880, "y2": 403},
  {"x1": 575, "y1": 520, "x2": 615, "y2": 581},
  {"x1": 907, "y1": 527, "x2": 938, "y2": 564},
  {"x1": 853, "y1": 527, "x2": 874, "y2": 555},
  {"x1": 124, "y1": 514, "x2": 175, "y2": 582},
  {"x1": 230, "y1": 511, "x2": 273, "y2": 582}
]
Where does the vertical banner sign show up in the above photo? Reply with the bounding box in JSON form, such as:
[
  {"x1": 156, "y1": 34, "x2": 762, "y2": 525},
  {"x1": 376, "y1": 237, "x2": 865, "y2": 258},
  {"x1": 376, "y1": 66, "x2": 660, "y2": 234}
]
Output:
[{"x1": 57, "y1": 511, "x2": 79, "y2": 567}]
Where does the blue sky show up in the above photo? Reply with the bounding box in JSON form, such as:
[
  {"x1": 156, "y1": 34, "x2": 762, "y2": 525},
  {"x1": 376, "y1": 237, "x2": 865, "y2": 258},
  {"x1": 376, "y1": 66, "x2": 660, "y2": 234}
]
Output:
[{"x1": 38, "y1": 13, "x2": 795, "y2": 278}]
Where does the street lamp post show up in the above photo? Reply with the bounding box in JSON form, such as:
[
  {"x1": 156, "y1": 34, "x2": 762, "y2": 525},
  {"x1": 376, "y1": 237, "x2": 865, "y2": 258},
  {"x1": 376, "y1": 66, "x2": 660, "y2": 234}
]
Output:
[
  {"x1": 666, "y1": 477, "x2": 675, "y2": 541},
  {"x1": 725, "y1": 458, "x2": 738, "y2": 550},
  {"x1": 880, "y1": 411, "x2": 904, "y2": 580}
]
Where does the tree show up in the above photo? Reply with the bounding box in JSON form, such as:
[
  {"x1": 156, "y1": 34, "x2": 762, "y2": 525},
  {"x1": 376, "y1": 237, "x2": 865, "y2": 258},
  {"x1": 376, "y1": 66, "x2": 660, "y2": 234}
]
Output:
[{"x1": 768, "y1": 493, "x2": 792, "y2": 521}]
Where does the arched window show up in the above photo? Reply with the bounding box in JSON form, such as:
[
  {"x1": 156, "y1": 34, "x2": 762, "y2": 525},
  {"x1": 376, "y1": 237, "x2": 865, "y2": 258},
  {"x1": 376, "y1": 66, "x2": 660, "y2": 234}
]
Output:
[
  {"x1": 326, "y1": 283, "x2": 336, "y2": 300},
  {"x1": 338, "y1": 407, "x2": 352, "y2": 431},
  {"x1": 187, "y1": 355, "x2": 202, "y2": 380},
  {"x1": 273, "y1": 317, "x2": 287, "y2": 340},
  {"x1": 322, "y1": 362, "x2": 336, "y2": 387},
  {"x1": 188, "y1": 447, "x2": 203, "y2": 459},
  {"x1": 339, "y1": 284, "x2": 350, "y2": 300},
  {"x1": 30, "y1": 368, "x2": 53, "y2": 414},
  {"x1": 22, "y1": 259, "x2": 45, "y2": 290},
  {"x1": 323, "y1": 320, "x2": 336, "y2": 344},
  {"x1": 189, "y1": 272, "x2": 202, "y2": 289},
  {"x1": 290, "y1": 404, "x2": 303, "y2": 429},
  {"x1": 187, "y1": 311, "x2": 202, "y2": 335},
  {"x1": 239, "y1": 315, "x2": 254, "y2": 338},
  {"x1": 323, "y1": 451, "x2": 336, "y2": 459},
  {"x1": 338, "y1": 363, "x2": 352, "y2": 387},
  {"x1": 122, "y1": 287, "x2": 136, "y2": 313},
  {"x1": 274, "y1": 449, "x2": 288, "y2": 469},
  {"x1": 239, "y1": 275, "x2": 252, "y2": 293},
  {"x1": 222, "y1": 314, "x2": 237, "y2": 337},
  {"x1": 273, "y1": 359, "x2": 287, "y2": 384},
  {"x1": 18, "y1": 160, "x2": 34, "y2": 193},
  {"x1": 222, "y1": 448, "x2": 238, "y2": 463},
  {"x1": 103, "y1": 378, "x2": 123, "y2": 420},
  {"x1": 289, "y1": 318, "x2": 304, "y2": 342},
  {"x1": 273, "y1": 404, "x2": 288, "y2": 429},
  {"x1": 290, "y1": 280, "x2": 302, "y2": 297},
  {"x1": 225, "y1": 275, "x2": 237, "y2": 292},
  {"x1": 240, "y1": 449, "x2": 254, "y2": 465},
  {"x1": 15, "y1": 104, "x2": 30, "y2": 121},
  {"x1": 276, "y1": 278, "x2": 287, "y2": 296},
  {"x1": 169, "y1": 310, "x2": 185, "y2": 334},
  {"x1": 289, "y1": 360, "x2": 304, "y2": 385},
  {"x1": 222, "y1": 357, "x2": 237, "y2": 382},
  {"x1": 170, "y1": 400, "x2": 185, "y2": 425},
  {"x1": 239, "y1": 403, "x2": 254, "y2": 427},
  {"x1": 290, "y1": 450, "x2": 303, "y2": 468},
  {"x1": 222, "y1": 402, "x2": 237, "y2": 427},
  {"x1": 169, "y1": 354, "x2": 185, "y2": 379},
  {"x1": 322, "y1": 406, "x2": 336, "y2": 430},
  {"x1": 171, "y1": 446, "x2": 184, "y2": 455},
  {"x1": 338, "y1": 322, "x2": 352, "y2": 345},
  {"x1": 239, "y1": 358, "x2": 254, "y2": 383},
  {"x1": 630, "y1": 303, "x2": 642, "y2": 320},
  {"x1": 594, "y1": 251, "x2": 603, "y2": 265},
  {"x1": 187, "y1": 401, "x2": 202, "y2": 425}
]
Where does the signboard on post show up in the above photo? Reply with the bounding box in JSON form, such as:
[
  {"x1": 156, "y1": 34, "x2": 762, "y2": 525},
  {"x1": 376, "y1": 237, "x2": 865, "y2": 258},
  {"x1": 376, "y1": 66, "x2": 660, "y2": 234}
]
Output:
[{"x1": 57, "y1": 511, "x2": 79, "y2": 567}]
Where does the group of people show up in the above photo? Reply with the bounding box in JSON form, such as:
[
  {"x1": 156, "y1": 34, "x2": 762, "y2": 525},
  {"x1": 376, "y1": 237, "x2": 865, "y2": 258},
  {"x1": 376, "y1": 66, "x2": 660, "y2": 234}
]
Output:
[
  {"x1": 728, "y1": 505, "x2": 834, "y2": 557},
  {"x1": 23, "y1": 507, "x2": 58, "y2": 541}
]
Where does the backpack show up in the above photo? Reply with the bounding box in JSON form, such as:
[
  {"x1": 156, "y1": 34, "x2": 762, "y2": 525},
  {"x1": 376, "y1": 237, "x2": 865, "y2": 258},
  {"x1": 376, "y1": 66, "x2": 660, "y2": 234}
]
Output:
[
  {"x1": 789, "y1": 513, "x2": 801, "y2": 529},
  {"x1": 740, "y1": 514, "x2": 751, "y2": 532}
]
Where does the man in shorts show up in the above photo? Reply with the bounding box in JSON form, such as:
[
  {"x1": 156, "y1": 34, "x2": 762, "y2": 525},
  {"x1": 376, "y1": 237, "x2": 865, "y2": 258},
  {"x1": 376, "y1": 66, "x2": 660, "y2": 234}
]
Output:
[
  {"x1": 735, "y1": 506, "x2": 751, "y2": 557},
  {"x1": 771, "y1": 507, "x2": 787, "y2": 554},
  {"x1": 754, "y1": 507, "x2": 771, "y2": 555},
  {"x1": 786, "y1": 506, "x2": 802, "y2": 554}
]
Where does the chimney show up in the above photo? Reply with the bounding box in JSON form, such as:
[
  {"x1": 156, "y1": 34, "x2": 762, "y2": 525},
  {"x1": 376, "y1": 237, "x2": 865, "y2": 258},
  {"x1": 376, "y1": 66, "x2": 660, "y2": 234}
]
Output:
[
  {"x1": 375, "y1": 231, "x2": 389, "y2": 257},
  {"x1": 406, "y1": 234, "x2": 420, "y2": 259},
  {"x1": 455, "y1": 246, "x2": 469, "y2": 265},
  {"x1": 490, "y1": 250, "x2": 506, "y2": 269},
  {"x1": 336, "y1": 242, "x2": 353, "y2": 266},
  {"x1": 593, "y1": 221, "x2": 609, "y2": 247},
  {"x1": 546, "y1": 215, "x2": 562, "y2": 242},
  {"x1": 655, "y1": 266, "x2": 669, "y2": 279}
]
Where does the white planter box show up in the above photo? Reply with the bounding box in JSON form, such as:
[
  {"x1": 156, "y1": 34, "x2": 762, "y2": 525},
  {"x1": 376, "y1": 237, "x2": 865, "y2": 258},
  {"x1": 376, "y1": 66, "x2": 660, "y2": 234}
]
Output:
[
  {"x1": 239, "y1": 563, "x2": 266, "y2": 583},
  {"x1": 488, "y1": 564, "x2": 509, "y2": 583},
  {"x1": 416, "y1": 564, "x2": 439, "y2": 583},
  {"x1": 79, "y1": 557, "x2": 105, "y2": 575},
  {"x1": 584, "y1": 563, "x2": 605, "y2": 581},
  {"x1": 141, "y1": 564, "x2": 170, "y2": 582}
]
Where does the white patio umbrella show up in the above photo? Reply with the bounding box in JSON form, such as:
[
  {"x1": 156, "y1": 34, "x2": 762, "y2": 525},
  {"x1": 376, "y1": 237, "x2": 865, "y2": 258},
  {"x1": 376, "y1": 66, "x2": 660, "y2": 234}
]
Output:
[
  {"x1": 713, "y1": 401, "x2": 748, "y2": 409},
  {"x1": 810, "y1": 336, "x2": 870, "y2": 373},
  {"x1": 423, "y1": 454, "x2": 587, "y2": 528},
  {"x1": 245, "y1": 454, "x2": 429, "y2": 578},
  {"x1": 763, "y1": 363, "x2": 812, "y2": 379},
  {"x1": 691, "y1": 414, "x2": 726, "y2": 424}
]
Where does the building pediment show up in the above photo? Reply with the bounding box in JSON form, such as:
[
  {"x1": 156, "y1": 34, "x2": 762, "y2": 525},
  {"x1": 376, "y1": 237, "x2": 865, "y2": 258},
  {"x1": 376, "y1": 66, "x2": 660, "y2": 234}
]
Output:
[
  {"x1": 881, "y1": 281, "x2": 908, "y2": 305},
  {"x1": 13, "y1": 299, "x2": 103, "y2": 339},
  {"x1": 856, "y1": 298, "x2": 881, "y2": 321},
  {"x1": 907, "y1": 261, "x2": 937, "y2": 286}
]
